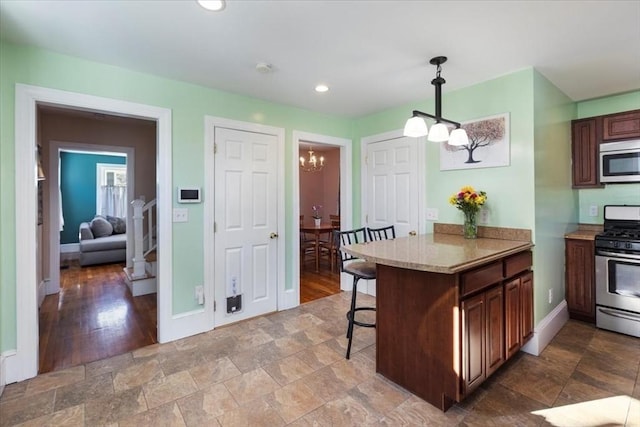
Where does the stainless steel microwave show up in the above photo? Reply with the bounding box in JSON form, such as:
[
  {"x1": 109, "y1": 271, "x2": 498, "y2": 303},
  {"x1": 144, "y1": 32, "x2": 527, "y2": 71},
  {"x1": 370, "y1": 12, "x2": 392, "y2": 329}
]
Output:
[{"x1": 599, "y1": 139, "x2": 640, "y2": 183}]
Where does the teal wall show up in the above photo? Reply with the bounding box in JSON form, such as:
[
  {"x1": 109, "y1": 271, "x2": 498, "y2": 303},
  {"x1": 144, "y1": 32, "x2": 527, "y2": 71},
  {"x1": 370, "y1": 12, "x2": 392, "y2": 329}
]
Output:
[
  {"x1": 0, "y1": 41, "x2": 353, "y2": 352},
  {"x1": 576, "y1": 90, "x2": 640, "y2": 223},
  {"x1": 59, "y1": 152, "x2": 126, "y2": 244}
]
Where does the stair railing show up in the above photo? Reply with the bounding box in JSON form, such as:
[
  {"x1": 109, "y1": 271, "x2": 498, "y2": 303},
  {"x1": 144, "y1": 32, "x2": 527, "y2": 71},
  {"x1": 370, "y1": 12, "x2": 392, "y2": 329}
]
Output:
[{"x1": 130, "y1": 198, "x2": 157, "y2": 279}]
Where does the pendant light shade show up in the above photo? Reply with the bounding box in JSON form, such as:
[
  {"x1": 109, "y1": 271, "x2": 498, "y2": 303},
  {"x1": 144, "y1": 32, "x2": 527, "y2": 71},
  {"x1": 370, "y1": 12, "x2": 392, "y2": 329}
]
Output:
[
  {"x1": 427, "y1": 123, "x2": 450, "y2": 142},
  {"x1": 448, "y1": 128, "x2": 469, "y2": 146},
  {"x1": 403, "y1": 116, "x2": 429, "y2": 138}
]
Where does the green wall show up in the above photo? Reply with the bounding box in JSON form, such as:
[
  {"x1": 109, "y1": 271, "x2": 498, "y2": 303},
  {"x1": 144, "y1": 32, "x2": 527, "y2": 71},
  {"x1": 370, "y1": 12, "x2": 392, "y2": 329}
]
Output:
[
  {"x1": 532, "y1": 71, "x2": 577, "y2": 323},
  {"x1": 576, "y1": 90, "x2": 640, "y2": 223},
  {"x1": 2, "y1": 39, "x2": 638, "y2": 354},
  {"x1": 0, "y1": 41, "x2": 353, "y2": 352}
]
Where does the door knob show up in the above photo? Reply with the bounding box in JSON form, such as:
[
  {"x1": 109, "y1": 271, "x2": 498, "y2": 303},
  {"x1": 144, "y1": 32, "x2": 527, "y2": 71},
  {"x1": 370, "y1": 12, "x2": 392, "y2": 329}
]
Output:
[
  {"x1": 270, "y1": 232, "x2": 279, "y2": 239},
  {"x1": 409, "y1": 230, "x2": 417, "y2": 236}
]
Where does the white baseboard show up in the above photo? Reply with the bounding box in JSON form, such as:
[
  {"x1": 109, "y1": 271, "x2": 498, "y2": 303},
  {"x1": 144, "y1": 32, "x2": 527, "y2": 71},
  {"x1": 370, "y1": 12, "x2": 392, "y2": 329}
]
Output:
[
  {"x1": 0, "y1": 352, "x2": 6, "y2": 397},
  {"x1": 521, "y1": 300, "x2": 569, "y2": 356},
  {"x1": 60, "y1": 243, "x2": 80, "y2": 253},
  {"x1": 2, "y1": 350, "x2": 18, "y2": 387}
]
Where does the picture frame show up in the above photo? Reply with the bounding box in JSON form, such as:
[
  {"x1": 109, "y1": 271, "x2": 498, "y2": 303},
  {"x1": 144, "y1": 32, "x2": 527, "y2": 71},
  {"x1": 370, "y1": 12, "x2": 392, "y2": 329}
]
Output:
[{"x1": 439, "y1": 112, "x2": 510, "y2": 171}]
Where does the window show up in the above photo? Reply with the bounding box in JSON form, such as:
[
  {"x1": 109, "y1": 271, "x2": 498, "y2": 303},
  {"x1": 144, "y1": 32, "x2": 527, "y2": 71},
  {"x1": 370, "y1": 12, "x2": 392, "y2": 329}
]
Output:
[{"x1": 96, "y1": 163, "x2": 127, "y2": 217}]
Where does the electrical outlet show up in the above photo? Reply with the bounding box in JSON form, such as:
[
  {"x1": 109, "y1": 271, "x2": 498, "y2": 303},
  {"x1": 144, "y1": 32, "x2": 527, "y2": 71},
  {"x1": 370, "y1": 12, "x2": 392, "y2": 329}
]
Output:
[
  {"x1": 548, "y1": 288, "x2": 553, "y2": 304},
  {"x1": 173, "y1": 208, "x2": 188, "y2": 222},
  {"x1": 479, "y1": 208, "x2": 489, "y2": 224},
  {"x1": 589, "y1": 205, "x2": 598, "y2": 217},
  {"x1": 426, "y1": 208, "x2": 439, "y2": 221}
]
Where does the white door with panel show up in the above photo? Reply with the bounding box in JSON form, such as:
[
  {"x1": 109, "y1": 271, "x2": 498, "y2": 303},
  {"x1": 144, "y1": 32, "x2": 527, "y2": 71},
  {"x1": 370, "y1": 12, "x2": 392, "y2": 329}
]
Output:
[
  {"x1": 366, "y1": 136, "x2": 420, "y2": 238},
  {"x1": 214, "y1": 127, "x2": 278, "y2": 327}
]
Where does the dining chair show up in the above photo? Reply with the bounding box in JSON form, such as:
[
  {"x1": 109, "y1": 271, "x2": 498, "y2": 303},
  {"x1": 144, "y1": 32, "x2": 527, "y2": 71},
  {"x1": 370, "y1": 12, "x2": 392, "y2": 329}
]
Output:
[
  {"x1": 367, "y1": 224, "x2": 396, "y2": 241},
  {"x1": 300, "y1": 215, "x2": 316, "y2": 267},
  {"x1": 335, "y1": 227, "x2": 376, "y2": 359},
  {"x1": 322, "y1": 214, "x2": 341, "y2": 272}
]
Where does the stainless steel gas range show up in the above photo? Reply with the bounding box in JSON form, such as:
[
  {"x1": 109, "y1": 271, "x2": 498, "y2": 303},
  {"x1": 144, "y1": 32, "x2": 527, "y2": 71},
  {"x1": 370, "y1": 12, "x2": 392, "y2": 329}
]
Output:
[{"x1": 595, "y1": 205, "x2": 640, "y2": 338}]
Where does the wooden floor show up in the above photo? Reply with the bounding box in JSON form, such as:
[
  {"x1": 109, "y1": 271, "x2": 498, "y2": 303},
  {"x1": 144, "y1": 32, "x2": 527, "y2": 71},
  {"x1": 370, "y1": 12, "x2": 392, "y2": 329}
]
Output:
[
  {"x1": 38, "y1": 261, "x2": 157, "y2": 374},
  {"x1": 300, "y1": 257, "x2": 341, "y2": 304}
]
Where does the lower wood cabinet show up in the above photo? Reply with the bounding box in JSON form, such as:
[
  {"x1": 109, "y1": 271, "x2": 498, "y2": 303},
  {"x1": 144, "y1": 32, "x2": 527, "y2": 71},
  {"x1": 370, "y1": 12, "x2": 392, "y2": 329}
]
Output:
[
  {"x1": 565, "y1": 238, "x2": 595, "y2": 322},
  {"x1": 461, "y1": 282, "x2": 506, "y2": 395},
  {"x1": 504, "y1": 271, "x2": 534, "y2": 359}
]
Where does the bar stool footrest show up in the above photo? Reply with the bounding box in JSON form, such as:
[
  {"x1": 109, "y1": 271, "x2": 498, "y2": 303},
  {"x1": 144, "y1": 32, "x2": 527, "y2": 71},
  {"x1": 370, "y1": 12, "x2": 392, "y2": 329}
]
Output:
[{"x1": 346, "y1": 307, "x2": 376, "y2": 328}]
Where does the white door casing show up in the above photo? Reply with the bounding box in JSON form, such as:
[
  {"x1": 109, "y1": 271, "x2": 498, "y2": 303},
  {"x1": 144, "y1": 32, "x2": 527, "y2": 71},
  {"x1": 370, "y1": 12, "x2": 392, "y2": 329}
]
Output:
[
  {"x1": 361, "y1": 130, "x2": 426, "y2": 295},
  {"x1": 11, "y1": 84, "x2": 174, "y2": 383},
  {"x1": 292, "y1": 131, "x2": 353, "y2": 294}
]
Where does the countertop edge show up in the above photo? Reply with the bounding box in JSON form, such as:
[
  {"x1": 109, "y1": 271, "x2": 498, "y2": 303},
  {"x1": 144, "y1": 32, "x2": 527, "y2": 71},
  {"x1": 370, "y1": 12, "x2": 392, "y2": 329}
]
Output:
[{"x1": 342, "y1": 239, "x2": 534, "y2": 274}]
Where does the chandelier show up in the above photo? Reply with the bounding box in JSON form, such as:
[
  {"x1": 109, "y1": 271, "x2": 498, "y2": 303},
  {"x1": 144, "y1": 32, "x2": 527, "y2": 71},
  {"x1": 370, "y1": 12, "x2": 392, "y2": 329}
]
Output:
[
  {"x1": 403, "y1": 56, "x2": 469, "y2": 146},
  {"x1": 299, "y1": 147, "x2": 325, "y2": 172}
]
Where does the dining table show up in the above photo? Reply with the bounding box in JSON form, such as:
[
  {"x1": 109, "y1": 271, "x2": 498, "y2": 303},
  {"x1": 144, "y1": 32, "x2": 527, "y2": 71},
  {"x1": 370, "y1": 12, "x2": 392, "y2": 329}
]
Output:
[{"x1": 300, "y1": 221, "x2": 334, "y2": 272}]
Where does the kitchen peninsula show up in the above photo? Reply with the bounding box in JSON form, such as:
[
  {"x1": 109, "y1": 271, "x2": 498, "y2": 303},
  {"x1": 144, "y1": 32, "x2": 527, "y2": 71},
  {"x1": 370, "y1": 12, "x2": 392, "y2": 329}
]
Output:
[{"x1": 342, "y1": 226, "x2": 534, "y2": 411}]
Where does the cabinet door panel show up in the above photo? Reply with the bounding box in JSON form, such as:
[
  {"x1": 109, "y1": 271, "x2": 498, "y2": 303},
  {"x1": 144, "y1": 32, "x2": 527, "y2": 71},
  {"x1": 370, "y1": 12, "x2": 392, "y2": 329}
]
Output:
[
  {"x1": 602, "y1": 111, "x2": 640, "y2": 141},
  {"x1": 571, "y1": 119, "x2": 600, "y2": 188},
  {"x1": 462, "y1": 293, "x2": 485, "y2": 393},
  {"x1": 565, "y1": 239, "x2": 595, "y2": 322},
  {"x1": 520, "y1": 272, "x2": 534, "y2": 343},
  {"x1": 485, "y1": 285, "x2": 505, "y2": 376},
  {"x1": 504, "y1": 278, "x2": 521, "y2": 359}
]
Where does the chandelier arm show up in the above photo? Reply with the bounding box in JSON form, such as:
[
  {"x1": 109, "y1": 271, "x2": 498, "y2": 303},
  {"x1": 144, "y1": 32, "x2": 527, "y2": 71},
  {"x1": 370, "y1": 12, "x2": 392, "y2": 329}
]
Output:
[{"x1": 412, "y1": 110, "x2": 461, "y2": 128}]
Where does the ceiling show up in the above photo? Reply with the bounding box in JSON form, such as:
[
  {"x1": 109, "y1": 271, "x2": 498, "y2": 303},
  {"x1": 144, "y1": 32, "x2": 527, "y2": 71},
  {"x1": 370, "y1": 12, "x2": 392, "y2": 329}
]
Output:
[{"x1": 2, "y1": 1, "x2": 639, "y2": 118}]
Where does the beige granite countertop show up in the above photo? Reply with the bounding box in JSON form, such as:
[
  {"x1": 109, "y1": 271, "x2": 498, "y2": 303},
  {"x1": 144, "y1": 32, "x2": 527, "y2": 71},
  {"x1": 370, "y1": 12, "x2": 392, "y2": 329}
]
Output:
[
  {"x1": 564, "y1": 224, "x2": 603, "y2": 241},
  {"x1": 342, "y1": 233, "x2": 533, "y2": 274}
]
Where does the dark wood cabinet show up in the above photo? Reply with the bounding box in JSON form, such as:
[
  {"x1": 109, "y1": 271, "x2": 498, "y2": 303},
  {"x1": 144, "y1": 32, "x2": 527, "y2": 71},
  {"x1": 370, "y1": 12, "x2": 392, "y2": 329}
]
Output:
[
  {"x1": 602, "y1": 110, "x2": 640, "y2": 141},
  {"x1": 571, "y1": 109, "x2": 640, "y2": 188},
  {"x1": 376, "y1": 248, "x2": 533, "y2": 411},
  {"x1": 504, "y1": 271, "x2": 534, "y2": 359},
  {"x1": 504, "y1": 278, "x2": 521, "y2": 358},
  {"x1": 571, "y1": 118, "x2": 600, "y2": 188},
  {"x1": 565, "y1": 238, "x2": 595, "y2": 322}
]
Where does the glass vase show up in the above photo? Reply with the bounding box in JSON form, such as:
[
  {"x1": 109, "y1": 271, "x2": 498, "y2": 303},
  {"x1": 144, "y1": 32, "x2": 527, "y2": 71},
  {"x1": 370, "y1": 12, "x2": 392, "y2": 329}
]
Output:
[{"x1": 463, "y1": 211, "x2": 478, "y2": 239}]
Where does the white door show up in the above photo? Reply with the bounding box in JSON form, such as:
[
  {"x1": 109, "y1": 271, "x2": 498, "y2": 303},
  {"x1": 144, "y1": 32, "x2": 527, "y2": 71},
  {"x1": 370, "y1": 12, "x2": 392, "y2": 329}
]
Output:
[
  {"x1": 366, "y1": 136, "x2": 420, "y2": 238},
  {"x1": 214, "y1": 127, "x2": 278, "y2": 326}
]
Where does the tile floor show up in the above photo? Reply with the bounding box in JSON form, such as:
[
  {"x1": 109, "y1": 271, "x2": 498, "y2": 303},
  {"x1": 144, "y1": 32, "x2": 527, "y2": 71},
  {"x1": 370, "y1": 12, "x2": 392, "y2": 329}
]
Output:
[{"x1": 1, "y1": 291, "x2": 639, "y2": 426}]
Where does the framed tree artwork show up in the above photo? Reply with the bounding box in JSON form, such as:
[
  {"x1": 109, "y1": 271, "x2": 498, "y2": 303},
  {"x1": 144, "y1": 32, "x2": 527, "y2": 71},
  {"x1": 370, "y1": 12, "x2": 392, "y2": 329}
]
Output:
[{"x1": 439, "y1": 113, "x2": 510, "y2": 170}]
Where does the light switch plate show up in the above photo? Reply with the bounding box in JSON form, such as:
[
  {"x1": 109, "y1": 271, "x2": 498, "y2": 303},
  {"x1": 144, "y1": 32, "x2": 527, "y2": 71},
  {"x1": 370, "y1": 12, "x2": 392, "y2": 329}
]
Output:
[
  {"x1": 479, "y1": 208, "x2": 489, "y2": 224},
  {"x1": 589, "y1": 205, "x2": 598, "y2": 217},
  {"x1": 426, "y1": 208, "x2": 439, "y2": 221},
  {"x1": 173, "y1": 208, "x2": 188, "y2": 222}
]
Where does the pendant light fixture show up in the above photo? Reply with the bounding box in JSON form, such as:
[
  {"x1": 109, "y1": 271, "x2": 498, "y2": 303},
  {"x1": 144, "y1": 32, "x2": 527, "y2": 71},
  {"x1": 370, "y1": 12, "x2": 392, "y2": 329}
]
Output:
[
  {"x1": 403, "y1": 56, "x2": 469, "y2": 146},
  {"x1": 299, "y1": 147, "x2": 325, "y2": 172}
]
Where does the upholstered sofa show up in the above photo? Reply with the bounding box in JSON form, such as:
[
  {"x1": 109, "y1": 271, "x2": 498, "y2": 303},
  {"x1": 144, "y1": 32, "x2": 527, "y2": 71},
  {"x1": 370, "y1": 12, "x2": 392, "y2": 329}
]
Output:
[{"x1": 78, "y1": 216, "x2": 127, "y2": 266}]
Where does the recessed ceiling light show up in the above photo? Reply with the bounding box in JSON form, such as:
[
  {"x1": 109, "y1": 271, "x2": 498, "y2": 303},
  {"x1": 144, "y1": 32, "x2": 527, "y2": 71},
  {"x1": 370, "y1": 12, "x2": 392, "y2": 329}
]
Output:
[
  {"x1": 197, "y1": 0, "x2": 226, "y2": 11},
  {"x1": 315, "y1": 84, "x2": 329, "y2": 93}
]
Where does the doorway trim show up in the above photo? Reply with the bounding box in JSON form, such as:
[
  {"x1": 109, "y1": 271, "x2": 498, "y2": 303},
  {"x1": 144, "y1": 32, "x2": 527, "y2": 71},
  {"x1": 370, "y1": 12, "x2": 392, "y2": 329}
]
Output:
[
  {"x1": 48, "y1": 142, "x2": 135, "y2": 298},
  {"x1": 204, "y1": 115, "x2": 287, "y2": 323},
  {"x1": 293, "y1": 131, "x2": 352, "y2": 295},
  {"x1": 11, "y1": 84, "x2": 172, "y2": 383}
]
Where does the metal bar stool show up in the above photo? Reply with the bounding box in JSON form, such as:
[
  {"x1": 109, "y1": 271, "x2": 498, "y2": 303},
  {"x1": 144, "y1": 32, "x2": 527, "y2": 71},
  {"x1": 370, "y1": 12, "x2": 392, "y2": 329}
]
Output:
[
  {"x1": 367, "y1": 225, "x2": 396, "y2": 241},
  {"x1": 335, "y1": 227, "x2": 376, "y2": 359}
]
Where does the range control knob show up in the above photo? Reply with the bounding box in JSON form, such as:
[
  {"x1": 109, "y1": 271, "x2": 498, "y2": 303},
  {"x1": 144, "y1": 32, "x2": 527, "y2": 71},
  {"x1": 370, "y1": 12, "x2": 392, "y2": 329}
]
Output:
[
  {"x1": 625, "y1": 242, "x2": 633, "y2": 249},
  {"x1": 613, "y1": 241, "x2": 620, "y2": 248}
]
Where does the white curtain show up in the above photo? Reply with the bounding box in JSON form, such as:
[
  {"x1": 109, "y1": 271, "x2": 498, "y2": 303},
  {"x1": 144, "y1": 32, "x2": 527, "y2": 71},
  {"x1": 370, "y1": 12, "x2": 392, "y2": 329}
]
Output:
[{"x1": 100, "y1": 185, "x2": 127, "y2": 218}]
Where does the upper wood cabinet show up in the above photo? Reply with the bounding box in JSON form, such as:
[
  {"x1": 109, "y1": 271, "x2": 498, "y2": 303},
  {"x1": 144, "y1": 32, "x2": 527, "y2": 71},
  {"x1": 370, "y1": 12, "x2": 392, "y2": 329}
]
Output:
[
  {"x1": 571, "y1": 118, "x2": 600, "y2": 188},
  {"x1": 571, "y1": 109, "x2": 640, "y2": 188},
  {"x1": 602, "y1": 110, "x2": 640, "y2": 141}
]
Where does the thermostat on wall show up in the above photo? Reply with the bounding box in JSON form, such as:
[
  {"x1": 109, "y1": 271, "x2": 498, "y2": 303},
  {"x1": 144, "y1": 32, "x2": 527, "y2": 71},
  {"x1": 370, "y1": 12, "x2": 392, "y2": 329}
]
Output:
[{"x1": 178, "y1": 187, "x2": 201, "y2": 203}]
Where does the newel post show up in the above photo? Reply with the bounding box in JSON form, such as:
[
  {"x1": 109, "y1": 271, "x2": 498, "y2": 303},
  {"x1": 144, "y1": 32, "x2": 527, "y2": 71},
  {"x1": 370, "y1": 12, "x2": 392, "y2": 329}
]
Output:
[{"x1": 131, "y1": 199, "x2": 147, "y2": 279}]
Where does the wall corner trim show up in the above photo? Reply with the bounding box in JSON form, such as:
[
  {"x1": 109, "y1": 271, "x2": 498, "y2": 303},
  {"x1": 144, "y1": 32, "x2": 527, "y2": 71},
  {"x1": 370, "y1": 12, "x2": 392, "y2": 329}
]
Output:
[
  {"x1": 2, "y1": 350, "x2": 18, "y2": 387},
  {"x1": 521, "y1": 300, "x2": 569, "y2": 356}
]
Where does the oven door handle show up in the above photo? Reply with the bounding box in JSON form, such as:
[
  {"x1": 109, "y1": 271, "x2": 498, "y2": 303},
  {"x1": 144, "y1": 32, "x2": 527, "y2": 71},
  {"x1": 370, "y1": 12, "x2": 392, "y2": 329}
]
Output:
[
  {"x1": 596, "y1": 250, "x2": 640, "y2": 261},
  {"x1": 598, "y1": 308, "x2": 640, "y2": 322}
]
